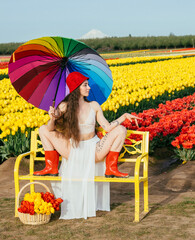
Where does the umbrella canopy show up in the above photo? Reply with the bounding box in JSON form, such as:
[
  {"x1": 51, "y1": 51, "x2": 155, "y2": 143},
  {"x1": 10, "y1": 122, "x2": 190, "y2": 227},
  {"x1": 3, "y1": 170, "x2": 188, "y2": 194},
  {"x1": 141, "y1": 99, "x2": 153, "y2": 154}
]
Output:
[{"x1": 8, "y1": 36, "x2": 113, "y2": 111}]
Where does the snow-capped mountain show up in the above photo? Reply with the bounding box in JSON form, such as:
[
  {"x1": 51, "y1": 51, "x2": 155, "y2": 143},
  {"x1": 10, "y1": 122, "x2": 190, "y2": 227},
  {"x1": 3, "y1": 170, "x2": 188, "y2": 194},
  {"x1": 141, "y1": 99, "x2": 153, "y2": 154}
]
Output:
[{"x1": 80, "y1": 29, "x2": 108, "y2": 39}]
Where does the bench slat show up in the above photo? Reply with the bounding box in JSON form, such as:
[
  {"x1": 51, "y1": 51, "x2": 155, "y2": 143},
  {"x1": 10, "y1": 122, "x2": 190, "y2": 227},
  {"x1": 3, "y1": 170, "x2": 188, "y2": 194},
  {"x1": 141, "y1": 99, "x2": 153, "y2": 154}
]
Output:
[
  {"x1": 118, "y1": 158, "x2": 144, "y2": 163},
  {"x1": 18, "y1": 174, "x2": 147, "y2": 183},
  {"x1": 94, "y1": 176, "x2": 147, "y2": 183}
]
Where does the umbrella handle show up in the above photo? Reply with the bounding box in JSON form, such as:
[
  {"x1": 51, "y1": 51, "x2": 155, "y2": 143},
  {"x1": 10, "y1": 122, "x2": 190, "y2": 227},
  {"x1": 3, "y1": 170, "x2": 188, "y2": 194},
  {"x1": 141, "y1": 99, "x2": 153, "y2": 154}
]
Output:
[
  {"x1": 52, "y1": 101, "x2": 55, "y2": 108},
  {"x1": 53, "y1": 68, "x2": 63, "y2": 107},
  {"x1": 13, "y1": 52, "x2": 15, "y2": 63}
]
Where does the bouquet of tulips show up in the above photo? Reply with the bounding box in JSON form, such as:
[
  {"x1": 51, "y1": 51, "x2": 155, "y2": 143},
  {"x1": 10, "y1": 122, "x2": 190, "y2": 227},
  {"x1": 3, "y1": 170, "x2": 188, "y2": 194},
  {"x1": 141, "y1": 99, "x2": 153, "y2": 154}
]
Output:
[{"x1": 18, "y1": 191, "x2": 63, "y2": 215}]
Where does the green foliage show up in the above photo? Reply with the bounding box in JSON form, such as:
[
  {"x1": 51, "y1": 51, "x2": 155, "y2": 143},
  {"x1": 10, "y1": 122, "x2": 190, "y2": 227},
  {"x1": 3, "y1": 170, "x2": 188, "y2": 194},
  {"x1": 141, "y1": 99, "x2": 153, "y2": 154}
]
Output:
[
  {"x1": 0, "y1": 42, "x2": 23, "y2": 55},
  {"x1": 0, "y1": 128, "x2": 31, "y2": 163},
  {"x1": 174, "y1": 148, "x2": 195, "y2": 161},
  {"x1": 81, "y1": 35, "x2": 195, "y2": 52},
  {"x1": 0, "y1": 74, "x2": 8, "y2": 80}
]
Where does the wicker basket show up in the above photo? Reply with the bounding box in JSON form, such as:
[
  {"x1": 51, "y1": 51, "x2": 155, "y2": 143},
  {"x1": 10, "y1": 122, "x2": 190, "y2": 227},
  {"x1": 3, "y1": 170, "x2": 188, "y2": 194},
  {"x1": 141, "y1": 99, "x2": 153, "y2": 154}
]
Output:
[{"x1": 17, "y1": 182, "x2": 51, "y2": 225}]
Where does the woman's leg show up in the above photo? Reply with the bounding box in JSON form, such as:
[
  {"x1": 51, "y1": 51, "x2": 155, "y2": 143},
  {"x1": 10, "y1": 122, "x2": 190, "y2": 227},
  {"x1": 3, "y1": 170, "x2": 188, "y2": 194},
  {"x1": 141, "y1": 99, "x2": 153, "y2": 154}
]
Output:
[
  {"x1": 39, "y1": 125, "x2": 71, "y2": 159},
  {"x1": 95, "y1": 125, "x2": 128, "y2": 178},
  {"x1": 34, "y1": 125, "x2": 71, "y2": 176},
  {"x1": 95, "y1": 125, "x2": 127, "y2": 162}
]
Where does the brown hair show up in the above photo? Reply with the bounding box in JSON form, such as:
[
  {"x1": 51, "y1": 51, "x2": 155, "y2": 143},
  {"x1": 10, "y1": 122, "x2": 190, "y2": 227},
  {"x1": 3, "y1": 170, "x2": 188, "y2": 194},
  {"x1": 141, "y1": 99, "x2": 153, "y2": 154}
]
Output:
[{"x1": 54, "y1": 87, "x2": 88, "y2": 147}]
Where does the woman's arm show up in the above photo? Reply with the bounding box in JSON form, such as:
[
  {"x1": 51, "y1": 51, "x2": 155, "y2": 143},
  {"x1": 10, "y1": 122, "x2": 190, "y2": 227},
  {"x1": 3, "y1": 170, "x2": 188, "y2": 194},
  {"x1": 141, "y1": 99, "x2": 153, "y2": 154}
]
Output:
[
  {"x1": 94, "y1": 102, "x2": 140, "y2": 132},
  {"x1": 46, "y1": 102, "x2": 67, "y2": 131},
  {"x1": 47, "y1": 118, "x2": 55, "y2": 131}
]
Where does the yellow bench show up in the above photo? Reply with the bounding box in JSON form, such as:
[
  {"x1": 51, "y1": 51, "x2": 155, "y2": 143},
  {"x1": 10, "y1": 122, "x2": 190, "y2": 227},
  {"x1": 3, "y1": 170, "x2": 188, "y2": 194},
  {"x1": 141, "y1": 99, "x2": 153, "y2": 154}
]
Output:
[{"x1": 14, "y1": 129, "x2": 149, "y2": 222}]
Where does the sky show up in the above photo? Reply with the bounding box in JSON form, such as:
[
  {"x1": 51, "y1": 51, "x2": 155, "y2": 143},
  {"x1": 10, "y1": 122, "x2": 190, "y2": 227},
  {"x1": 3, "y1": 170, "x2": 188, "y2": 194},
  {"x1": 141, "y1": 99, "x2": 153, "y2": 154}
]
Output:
[{"x1": 0, "y1": 0, "x2": 195, "y2": 43}]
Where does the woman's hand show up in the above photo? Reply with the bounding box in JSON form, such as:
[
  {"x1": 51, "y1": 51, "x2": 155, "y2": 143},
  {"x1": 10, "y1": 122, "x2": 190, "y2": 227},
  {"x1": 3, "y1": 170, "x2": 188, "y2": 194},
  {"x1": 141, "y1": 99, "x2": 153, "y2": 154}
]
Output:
[
  {"x1": 124, "y1": 113, "x2": 142, "y2": 128},
  {"x1": 48, "y1": 106, "x2": 61, "y2": 121}
]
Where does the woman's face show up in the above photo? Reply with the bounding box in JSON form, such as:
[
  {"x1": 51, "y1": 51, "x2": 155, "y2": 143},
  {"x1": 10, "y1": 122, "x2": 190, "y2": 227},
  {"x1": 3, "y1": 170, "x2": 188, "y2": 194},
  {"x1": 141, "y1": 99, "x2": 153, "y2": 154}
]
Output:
[{"x1": 80, "y1": 80, "x2": 90, "y2": 97}]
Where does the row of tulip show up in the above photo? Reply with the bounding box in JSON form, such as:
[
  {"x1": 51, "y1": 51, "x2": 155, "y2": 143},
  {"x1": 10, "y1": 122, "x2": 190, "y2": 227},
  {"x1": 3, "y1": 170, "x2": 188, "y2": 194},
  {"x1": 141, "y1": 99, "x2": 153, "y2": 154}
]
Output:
[
  {"x1": 106, "y1": 54, "x2": 184, "y2": 66},
  {"x1": 0, "y1": 78, "x2": 49, "y2": 139},
  {"x1": 124, "y1": 93, "x2": 195, "y2": 130},
  {"x1": 102, "y1": 56, "x2": 195, "y2": 119},
  {"x1": 0, "y1": 67, "x2": 8, "y2": 80},
  {"x1": 0, "y1": 62, "x2": 8, "y2": 69},
  {"x1": 120, "y1": 94, "x2": 195, "y2": 161},
  {"x1": 171, "y1": 125, "x2": 195, "y2": 162},
  {"x1": 0, "y1": 55, "x2": 190, "y2": 72},
  {"x1": 0, "y1": 65, "x2": 8, "y2": 81},
  {"x1": 0, "y1": 53, "x2": 184, "y2": 71},
  {"x1": 0, "y1": 77, "x2": 49, "y2": 161},
  {"x1": 172, "y1": 125, "x2": 195, "y2": 149}
]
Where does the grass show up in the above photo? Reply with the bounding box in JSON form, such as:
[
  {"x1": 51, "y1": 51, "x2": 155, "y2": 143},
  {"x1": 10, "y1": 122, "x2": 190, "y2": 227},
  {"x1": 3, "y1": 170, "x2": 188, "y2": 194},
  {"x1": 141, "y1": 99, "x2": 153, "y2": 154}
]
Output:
[
  {"x1": 163, "y1": 199, "x2": 195, "y2": 217},
  {"x1": 0, "y1": 197, "x2": 195, "y2": 240}
]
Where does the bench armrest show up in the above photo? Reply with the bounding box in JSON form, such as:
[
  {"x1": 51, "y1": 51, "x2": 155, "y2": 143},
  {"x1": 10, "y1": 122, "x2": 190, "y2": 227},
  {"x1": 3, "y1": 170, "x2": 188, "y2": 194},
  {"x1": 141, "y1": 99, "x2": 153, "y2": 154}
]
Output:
[
  {"x1": 14, "y1": 151, "x2": 34, "y2": 178},
  {"x1": 134, "y1": 153, "x2": 148, "y2": 180}
]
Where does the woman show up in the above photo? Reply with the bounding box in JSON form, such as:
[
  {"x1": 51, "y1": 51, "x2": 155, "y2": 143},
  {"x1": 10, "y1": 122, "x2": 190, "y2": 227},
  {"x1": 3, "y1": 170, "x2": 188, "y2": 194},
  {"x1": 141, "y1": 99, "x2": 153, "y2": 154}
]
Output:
[{"x1": 34, "y1": 71, "x2": 140, "y2": 219}]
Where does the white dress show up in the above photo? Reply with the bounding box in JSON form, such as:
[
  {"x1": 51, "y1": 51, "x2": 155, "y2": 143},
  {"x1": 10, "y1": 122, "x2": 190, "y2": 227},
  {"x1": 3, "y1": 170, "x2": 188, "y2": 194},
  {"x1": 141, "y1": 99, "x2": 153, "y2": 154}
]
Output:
[{"x1": 51, "y1": 105, "x2": 110, "y2": 219}]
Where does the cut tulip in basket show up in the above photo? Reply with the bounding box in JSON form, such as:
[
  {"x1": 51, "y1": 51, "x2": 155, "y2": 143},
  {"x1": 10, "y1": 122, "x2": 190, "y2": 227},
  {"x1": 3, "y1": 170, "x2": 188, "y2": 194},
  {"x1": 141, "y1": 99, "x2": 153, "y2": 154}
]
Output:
[{"x1": 17, "y1": 182, "x2": 63, "y2": 225}]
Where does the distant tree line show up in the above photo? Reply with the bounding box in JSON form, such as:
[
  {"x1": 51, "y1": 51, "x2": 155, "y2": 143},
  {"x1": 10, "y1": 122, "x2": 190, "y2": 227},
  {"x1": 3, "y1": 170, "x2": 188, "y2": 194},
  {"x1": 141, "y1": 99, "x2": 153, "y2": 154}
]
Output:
[
  {"x1": 0, "y1": 35, "x2": 194, "y2": 55},
  {"x1": 81, "y1": 35, "x2": 195, "y2": 52},
  {"x1": 0, "y1": 42, "x2": 23, "y2": 55}
]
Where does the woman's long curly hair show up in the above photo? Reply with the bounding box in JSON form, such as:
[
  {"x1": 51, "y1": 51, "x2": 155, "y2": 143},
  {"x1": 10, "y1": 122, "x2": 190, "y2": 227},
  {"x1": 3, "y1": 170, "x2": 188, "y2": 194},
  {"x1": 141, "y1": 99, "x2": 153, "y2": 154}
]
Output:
[{"x1": 54, "y1": 87, "x2": 88, "y2": 147}]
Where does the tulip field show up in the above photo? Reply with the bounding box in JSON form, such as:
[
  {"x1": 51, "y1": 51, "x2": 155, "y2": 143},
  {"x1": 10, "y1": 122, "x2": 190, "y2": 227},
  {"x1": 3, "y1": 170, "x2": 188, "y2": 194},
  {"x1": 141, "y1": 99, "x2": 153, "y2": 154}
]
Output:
[
  {"x1": 102, "y1": 55, "x2": 195, "y2": 115},
  {"x1": 0, "y1": 54, "x2": 195, "y2": 163}
]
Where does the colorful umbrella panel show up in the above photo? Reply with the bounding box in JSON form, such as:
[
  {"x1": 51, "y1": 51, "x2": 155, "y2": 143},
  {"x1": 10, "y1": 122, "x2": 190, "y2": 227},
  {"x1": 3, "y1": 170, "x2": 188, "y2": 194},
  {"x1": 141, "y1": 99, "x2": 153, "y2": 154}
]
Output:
[{"x1": 9, "y1": 36, "x2": 113, "y2": 111}]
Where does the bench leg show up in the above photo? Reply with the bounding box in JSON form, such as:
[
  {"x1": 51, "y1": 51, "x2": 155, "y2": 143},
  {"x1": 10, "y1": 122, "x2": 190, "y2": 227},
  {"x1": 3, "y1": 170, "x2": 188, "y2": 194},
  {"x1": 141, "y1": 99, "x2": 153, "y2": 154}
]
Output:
[
  {"x1": 15, "y1": 178, "x2": 19, "y2": 217},
  {"x1": 144, "y1": 180, "x2": 149, "y2": 213},
  {"x1": 134, "y1": 181, "x2": 140, "y2": 222}
]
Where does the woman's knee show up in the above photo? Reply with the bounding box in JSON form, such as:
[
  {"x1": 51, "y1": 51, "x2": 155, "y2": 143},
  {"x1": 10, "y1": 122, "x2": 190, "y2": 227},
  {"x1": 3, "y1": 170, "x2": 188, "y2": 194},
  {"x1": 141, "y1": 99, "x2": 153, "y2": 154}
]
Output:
[
  {"x1": 39, "y1": 125, "x2": 48, "y2": 136},
  {"x1": 117, "y1": 125, "x2": 127, "y2": 136}
]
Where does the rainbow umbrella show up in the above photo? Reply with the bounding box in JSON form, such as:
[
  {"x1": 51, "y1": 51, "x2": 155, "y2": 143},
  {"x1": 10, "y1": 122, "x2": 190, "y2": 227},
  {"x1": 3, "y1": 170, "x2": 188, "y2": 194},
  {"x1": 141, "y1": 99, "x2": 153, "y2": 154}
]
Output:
[{"x1": 8, "y1": 36, "x2": 113, "y2": 111}]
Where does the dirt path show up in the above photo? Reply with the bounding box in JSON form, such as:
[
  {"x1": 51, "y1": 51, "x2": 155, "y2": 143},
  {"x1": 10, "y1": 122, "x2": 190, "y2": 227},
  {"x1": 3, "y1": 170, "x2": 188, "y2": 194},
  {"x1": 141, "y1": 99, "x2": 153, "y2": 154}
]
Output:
[{"x1": 1, "y1": 157, "x2": 194, "y2": 201}]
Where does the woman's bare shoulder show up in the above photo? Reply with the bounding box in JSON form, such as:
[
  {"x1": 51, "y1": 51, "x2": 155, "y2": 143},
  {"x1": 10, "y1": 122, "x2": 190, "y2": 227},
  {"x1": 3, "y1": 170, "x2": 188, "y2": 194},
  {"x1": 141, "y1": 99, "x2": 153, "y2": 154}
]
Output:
[{"x1": 90, "y1": 101, "x2": 101, "y2": 111}]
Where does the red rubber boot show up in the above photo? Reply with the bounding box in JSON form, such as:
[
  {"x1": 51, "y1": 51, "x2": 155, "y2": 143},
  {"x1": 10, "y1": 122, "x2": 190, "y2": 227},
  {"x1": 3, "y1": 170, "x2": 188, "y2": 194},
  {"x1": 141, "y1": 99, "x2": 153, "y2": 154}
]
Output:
[
  {"x1": 105, "y1": 151, "x2": 129, "y2": 178},
  {"x1": 33, "y1": 150, "x2": 59, "y2": 176}
]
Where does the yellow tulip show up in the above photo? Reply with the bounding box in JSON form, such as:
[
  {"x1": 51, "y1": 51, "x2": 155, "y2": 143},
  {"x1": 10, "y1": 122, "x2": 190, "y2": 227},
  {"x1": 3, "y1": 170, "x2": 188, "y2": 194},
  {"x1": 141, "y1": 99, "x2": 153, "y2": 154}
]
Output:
[
  {"x1": 12, "y1": 130, "x2": 16, "y2": 135},
  {"x1": 101, "y1": 57, "x2": 195, "y2": 111}
]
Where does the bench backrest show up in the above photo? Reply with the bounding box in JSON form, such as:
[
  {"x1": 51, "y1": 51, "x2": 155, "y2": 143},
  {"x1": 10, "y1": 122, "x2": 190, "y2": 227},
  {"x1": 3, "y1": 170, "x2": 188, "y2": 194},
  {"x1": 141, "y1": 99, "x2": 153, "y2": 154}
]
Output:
[{"x1": 119, "y1": 129, "x2": 149, "y2": 162}]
